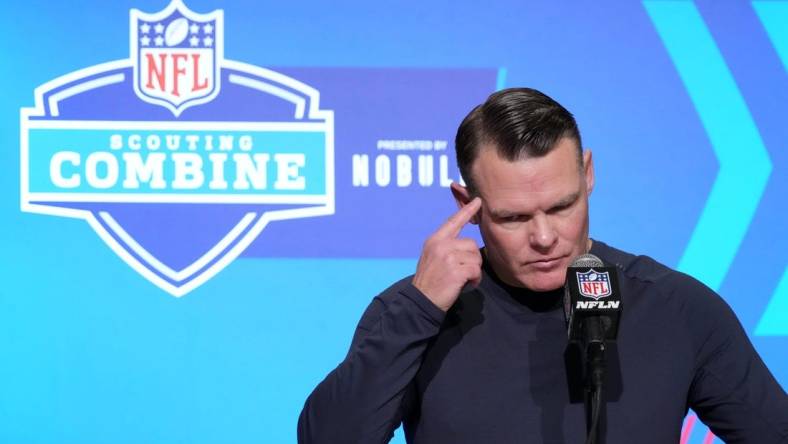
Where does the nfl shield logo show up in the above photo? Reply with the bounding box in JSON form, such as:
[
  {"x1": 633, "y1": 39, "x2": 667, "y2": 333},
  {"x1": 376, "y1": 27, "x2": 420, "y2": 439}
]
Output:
[
  {"x1": 131, "y1": 0, "x2": 222, "y2": 116},
  {"x1": 577, "y1": 269, "x2": 612, "y2": 300}
]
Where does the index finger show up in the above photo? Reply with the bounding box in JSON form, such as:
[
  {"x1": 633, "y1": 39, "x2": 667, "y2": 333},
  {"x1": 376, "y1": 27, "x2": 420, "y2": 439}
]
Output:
[{"x1": 436, "y1": 197, "x2": 482, "y2": 239}]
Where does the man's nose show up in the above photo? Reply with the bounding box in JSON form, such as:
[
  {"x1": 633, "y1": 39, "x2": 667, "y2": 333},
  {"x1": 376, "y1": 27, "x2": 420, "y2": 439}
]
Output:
[{"x1": 528, "y1": 214, "x2": 557, "y2": 251}]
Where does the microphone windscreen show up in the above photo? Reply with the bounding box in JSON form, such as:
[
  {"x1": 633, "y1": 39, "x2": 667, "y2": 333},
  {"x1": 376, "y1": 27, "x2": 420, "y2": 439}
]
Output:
[{"x1": 570, "y1": 253, "x2": 604, "y2": 268}]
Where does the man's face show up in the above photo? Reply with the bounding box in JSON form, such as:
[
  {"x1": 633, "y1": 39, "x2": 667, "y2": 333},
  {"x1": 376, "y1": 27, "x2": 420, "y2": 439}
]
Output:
[{"x1": 455, "y1": 137, "x2": 594, "y2": 292}]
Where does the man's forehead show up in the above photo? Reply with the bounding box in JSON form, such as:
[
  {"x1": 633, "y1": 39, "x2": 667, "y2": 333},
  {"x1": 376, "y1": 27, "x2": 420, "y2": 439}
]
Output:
[
  {"x1": 473, "y1": 144, "x2": 582, "y2": 184},
  {"x1": 471, "y1": 141, "x2": 584, "y2": 211},
  {"x1": 483, "y1": 189, "x2": 580, "y2": 214}
]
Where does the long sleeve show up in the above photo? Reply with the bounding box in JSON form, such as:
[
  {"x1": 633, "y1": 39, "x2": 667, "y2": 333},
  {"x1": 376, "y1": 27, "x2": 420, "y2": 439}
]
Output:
[
  {"x1": 297, "y1": 280, "x2": 446, "y2": 444},
  {"x1": 682, "y1": 276, "x2": 788, "y2": 443}
]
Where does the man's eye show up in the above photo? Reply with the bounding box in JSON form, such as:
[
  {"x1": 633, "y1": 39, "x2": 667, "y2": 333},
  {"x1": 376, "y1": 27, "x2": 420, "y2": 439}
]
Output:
[
  {"x1": 501, "y1": 215, "x2": 526, "y2": 223},
  {"x1": 548, "y1": 204, "x2": 571, "y2": 215}
]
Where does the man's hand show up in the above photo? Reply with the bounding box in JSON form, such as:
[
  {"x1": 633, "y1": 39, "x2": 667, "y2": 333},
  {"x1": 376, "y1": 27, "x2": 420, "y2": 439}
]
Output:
[{"x1": 412, "y1": 197, "x2": 483, "y2": 312}]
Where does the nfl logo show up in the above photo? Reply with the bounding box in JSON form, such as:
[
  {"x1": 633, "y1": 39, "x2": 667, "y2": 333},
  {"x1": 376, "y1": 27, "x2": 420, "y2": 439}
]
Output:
[
  {"x1": 20, "y1": 0, "x2": 335, "y2": 297},
  {"x1": 131, "y1": 0, "x2": 222, "y2": 116},
  {"x1": 577, "y1": 269, "x2": 612, "y2": 300}
]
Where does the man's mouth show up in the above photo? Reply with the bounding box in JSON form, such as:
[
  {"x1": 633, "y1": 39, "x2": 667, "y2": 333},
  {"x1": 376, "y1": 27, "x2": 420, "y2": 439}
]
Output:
[{"x1": 526, "y1": 256, "x2": 566, "y2": 270}]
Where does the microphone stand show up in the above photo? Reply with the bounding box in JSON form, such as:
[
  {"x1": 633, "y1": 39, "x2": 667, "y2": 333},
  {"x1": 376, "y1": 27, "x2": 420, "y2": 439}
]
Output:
[{"x1": 583, "y1": 317, "x2": 606, "y2": 444}]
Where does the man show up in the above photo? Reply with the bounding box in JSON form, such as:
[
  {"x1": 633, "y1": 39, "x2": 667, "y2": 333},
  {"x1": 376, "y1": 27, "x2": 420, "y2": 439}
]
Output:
[{"x1": 298, "y1": 88, "x2": 788, "y2": 443}]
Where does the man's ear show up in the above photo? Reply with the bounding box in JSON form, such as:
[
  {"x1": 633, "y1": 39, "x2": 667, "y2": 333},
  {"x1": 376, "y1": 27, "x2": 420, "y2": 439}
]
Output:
[
  {"x1": 450, "y1": 182, "x2": 480, "y2": 224},
  {"x1": 583, "y1": 149, "x2": 595, "y2": 197}
]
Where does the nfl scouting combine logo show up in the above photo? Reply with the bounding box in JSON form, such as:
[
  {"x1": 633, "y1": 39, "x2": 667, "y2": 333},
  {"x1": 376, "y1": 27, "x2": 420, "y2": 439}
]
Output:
[
  {"x1": 20, "y1": 0, "x2": 335, "y2": 297},
  {"x1": 576, "y1": 270, "x2": 612, "y2": 300}
]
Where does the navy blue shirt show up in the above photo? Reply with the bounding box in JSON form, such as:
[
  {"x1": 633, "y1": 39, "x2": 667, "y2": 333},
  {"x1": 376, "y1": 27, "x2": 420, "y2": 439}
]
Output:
[{"x1": 298, "y1": 240, "x2": 788, "y2": 443}]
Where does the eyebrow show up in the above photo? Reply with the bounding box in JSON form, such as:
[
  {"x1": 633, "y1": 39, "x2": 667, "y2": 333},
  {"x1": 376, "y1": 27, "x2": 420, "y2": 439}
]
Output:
[
  {"x1": 489, "y1": 191, "x2": 580, "y2": 218},
  {"x1": 551, "y1": 192, "x2": 580, "y2": 210}
]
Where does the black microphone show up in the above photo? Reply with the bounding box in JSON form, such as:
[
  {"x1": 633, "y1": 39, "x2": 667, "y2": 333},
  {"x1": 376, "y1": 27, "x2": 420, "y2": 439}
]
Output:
[
  {"x1": 563, "y1": 253, "x2": 622, "y2": 444},
  {"x1": 563, "y1": 253, "x2": 622, "y2": 349}
]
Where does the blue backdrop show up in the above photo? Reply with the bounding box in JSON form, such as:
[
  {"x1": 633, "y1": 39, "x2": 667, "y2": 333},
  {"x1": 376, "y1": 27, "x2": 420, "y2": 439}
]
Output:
[{"x1": 1, "y1": 1, "x2": 786, "y2": 443}]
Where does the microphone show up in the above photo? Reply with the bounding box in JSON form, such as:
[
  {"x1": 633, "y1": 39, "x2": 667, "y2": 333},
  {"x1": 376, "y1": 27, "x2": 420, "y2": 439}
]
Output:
[
  {"x1": 563, "y1": 253, "x2": 622, "y2": 444},
  {"x1": 563, "y1": 254, "x2": 622, "y2": 348}
]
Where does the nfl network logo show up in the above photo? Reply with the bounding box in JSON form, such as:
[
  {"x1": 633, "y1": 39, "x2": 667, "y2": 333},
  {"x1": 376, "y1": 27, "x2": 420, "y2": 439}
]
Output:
[
  {"x1": 20, "y1": 0, "x2": 335, "y2": 297},
  {"x1": 576, "y1": 270, "x2": 612, "y2": 300}
]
